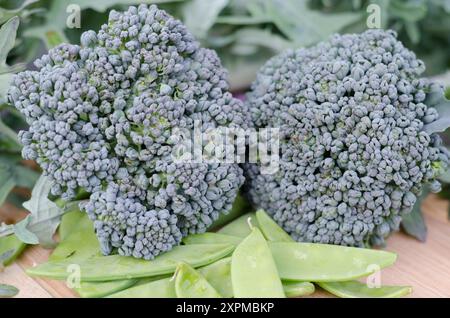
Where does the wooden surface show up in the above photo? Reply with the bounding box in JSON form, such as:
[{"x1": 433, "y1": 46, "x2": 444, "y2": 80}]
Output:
[{"x1": 1, "y1": 195, "x2": 449, "y2": 298}]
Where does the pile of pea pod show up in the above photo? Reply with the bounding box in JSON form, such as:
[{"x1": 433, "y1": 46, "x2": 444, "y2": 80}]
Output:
[{"x1": 27, "y1": 209, "x2": 412, "y2": 298}]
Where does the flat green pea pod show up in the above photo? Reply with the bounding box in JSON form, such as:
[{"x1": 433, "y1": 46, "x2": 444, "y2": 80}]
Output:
[
  {"x1": 183, "y1": 233, "x2": 242, "y2": 246},
  {"x1": 27, "y1": 244, "x2": 235, "y2": 281},
  {"x1": 318, "y1": 281, "x2": 412, "y2": 298},
  {"x1": 256, "y1": 209, "x2": 293, "y2": 242},
  {"x1": 198, "y1": 257, "x2": 233, "y2": 298},
  {"x1": 107, "y1": 277, "x2": 175, "y2": 298},
  {"x1": 175, "y1": 262, "x2": 222, "y2": 298},
  {"x1": 253, "y1": 209, "x2": 407, "y2": 297},
  {"x1": 58, "y1": 210, "x2": 84, "y2": 241},
  {"x1": 198, "y1": 257, "x2": 315, "y2": 298},
  {"x1": 217, "y1": 212, "x2": 257, "y2": 237},
  {"x1": 49, "y1": 213, "x2": 100, "y2": 261},
  {"x1": 76, "y1": 279, "x2": 139, "y2": 298},
  {"x1": 270, "y1": 242, "x2": 397, "y2": 282},
  {"x1": 0, "y1": 234, "x2": 26, "y2": 266},
  {"x1": 282, "y1": 281, "x2": 315, "y2": 297},
  {"x1": 105, "y1": 257, "x2": 232, "y2": 299},
  {"x1": 231, "y1": 226, "x2": 285, "y2": 298},
  {"x1": 52, "y1": 212, "x2": 134, "y2": 297}
]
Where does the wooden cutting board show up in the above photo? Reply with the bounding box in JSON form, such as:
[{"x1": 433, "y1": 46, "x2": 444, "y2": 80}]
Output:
[{"x1": 1, "y1": 195, "x2": 449, "y2": 298}]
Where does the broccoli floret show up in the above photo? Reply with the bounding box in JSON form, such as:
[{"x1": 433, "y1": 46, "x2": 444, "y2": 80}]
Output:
[
  {"x1": 244, "y1": 29, "x2": 449, "y2": 247},
  {"x1": 8, "y1": 4, "x2": 249, "y2": 259}
]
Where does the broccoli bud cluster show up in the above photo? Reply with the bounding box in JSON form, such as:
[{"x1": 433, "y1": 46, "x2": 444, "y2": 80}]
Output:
[
  {"x1": 8, "y1": 5, "x2": 248, "y2": 259},
  {"x1": 244, "y1": 29, "x2": 449, "y2": 247}
]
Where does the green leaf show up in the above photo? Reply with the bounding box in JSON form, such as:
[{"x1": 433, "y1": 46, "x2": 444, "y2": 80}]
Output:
[
  {"x1": 404, "y1": 21, "x2": 421, "y2": 44},
  {"x1": 0, "y1": 0, "x2": 39, "y2": 25},
  {"x1": 66, "y1": 0, "x2": 185, "y2": 13},
  {"x1": 0, "y1": 164, "x2": 15, "y2": 207},
  {"x1": 261, "y1": 0, "x2": 363, "y2": 46},
  {"x1": 0, "y1": 284, "x2": 19, "y2": 298},
  {"x1": 215, "y1": 15, "x2": 271, "y2": 25},
  {"x1": 15, "y1": 175, "x2": 65, "y2": 247},
  {"x1": 0, "y1": 16, "x2": 20, "y2": 68},
  {"x1": 12, "y1": 165, "x2": 40, "y2": 189},
  {"x1": 182, "y1": 0, "x2": 229, "y2": 39},
  {"x1": 389, "y1": 0, "x2": 428, "y2": 22},
  {"x1": 0, "y1": 222, "x2": 14, "y2": 237},
  {"x1": 230, "y1": 28, "x2": 291, "y2": 52},
  {"x1": 423, "y1": 85, "x2": 450, "y2": 134},
  {"x1": 0, "y1": 73, "x2": 12, "y2": 104},
  {"x1": 24, "y1": 0, "x2": 184, "y2": 49},
  {"x1": 401, "y1": 189, "x2": 429, "y2": 242},
  {"x1": 0, "y1": 118, "x2": 21, "y2": 150},
  {"x1": 13, "y1": 215, "x2": 39, "y2": 244}
]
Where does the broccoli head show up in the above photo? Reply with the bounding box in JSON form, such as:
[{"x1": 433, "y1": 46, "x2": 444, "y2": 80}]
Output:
[
  {"x1": 8, "y1": 5, "x2": 249, "y2": 259},
  {"x1": 244, "y1": 29, "x2": 449, "y2": 247}
]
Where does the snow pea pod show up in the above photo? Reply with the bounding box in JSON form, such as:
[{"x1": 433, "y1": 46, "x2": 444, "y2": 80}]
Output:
[
  {"x1": 58, "y1": 210, "x2": 84, "y2": 241},
  {"x1": 198, "y1": 257, "x2": 233, "y2": 298},
  {"x1": 256, "y1": 209, "x2": 293, "y2": 242},
  {"x1": 231, "y1": 227, "x2": 285, "y2": 298},
  {"x1": 183, "y1": 233, "x2": 242, "y2": 246},
  {"x1": 198, "y1": 257, "x2": 315, "y2": 298},
  {"x1": 254, "y1": 209, "x2": 405, "y2": 296},
  {"x1": 270, "y1": 242, "x2": 397, "y2": 282},
  {"x1": 108, "y1": 277, "x2": 176, "y2": 298},
  {"x1": 49, "y1": 213, "x2": 100, "y2": 261},
  {"x1": 0, "y1": 234, "x2": 26, "y2": 266},
  {"x1": 282, "y1": 281, "x2": 315, "y2": 297},
  {"x1": 318, "y1": 281, "x2": 412, "y2": 298},
  {"x1": 76, "y1": 279, "x2": 139, "y2": 298},
  {"x1": 217, "y1": 212, "x2": 257, "y2": 237},
  {"x1": 52, "y1": 213, "x2": 133, "y2": 297},
  {"x1": 175, "y1": 262, "x2": 222, "y2": 298},
  {"x1": 108, "y1": 258, "x2": 233, "y2": 298},
  {"x1": 27, "y1": 243, "x2": 235, "y2": 281}
]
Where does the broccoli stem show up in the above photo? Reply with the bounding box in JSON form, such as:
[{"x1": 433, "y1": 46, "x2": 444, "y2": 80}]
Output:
[{"x1": 208, "y1": 193, "x2": 252, "y2": 231}]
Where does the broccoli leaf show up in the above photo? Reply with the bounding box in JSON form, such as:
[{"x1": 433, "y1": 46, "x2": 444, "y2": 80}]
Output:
[
  {"x1": 0, "y1": 118, "x2": 21, "y2": 152},
  {"x1": 423, "y1": 85, "x2": 450, "y2": 134},
  {"x1": 0, "y1": 284, "x2": 19, "y2": 298},
  {"x1": 14, "y1": 176, "x2": 64, "y2": 247},
  {"x1": 401, "y1": 188, "x2": 429, "y2": 242},
  {"x1": 181, "y1": 0, "x2": 229, "y2": 39},
  {"x1": 215, "y1": 15, "x2": 272, "y2": 25},
  {"x1": 260, "y1": 0, "x2": 363, "y2": 46},
  {"x1": 0, "y1": 222, "x2": 14, "y2": 237},
  {"x1": 229, "y1": 28, "x2": 291, "y2": 53},
  {"x1": 12, "y1": 165, "x2": 40, "y2": 189},
  {"x1": 0, "y1": 16, "x2": 19, "y2": 69},
  {"x1": 25, "y1": 0, "x2": 185, "y2": 49},
  {"x1": 389, "y1": 0, "x2": 428, "y2": 23},
  {"x1": 0, "y1": 73, "x2": 12, "y2": 104},
  {"x1": 0, "y1": 16, "x2": 19, "y2": 104},
  {"x1": 0, "y1": 0, "x2": 39, "y2": 25},
  {"x1": 0, "y1": 164, "x2": 16, "y2": 207},
  {"x1": 13, "y1": 215, "x2": 38, "y2": 244},
  {"x1": 68, "y1": 0, "x2": 185, "y2": 12}
]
